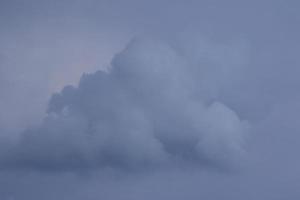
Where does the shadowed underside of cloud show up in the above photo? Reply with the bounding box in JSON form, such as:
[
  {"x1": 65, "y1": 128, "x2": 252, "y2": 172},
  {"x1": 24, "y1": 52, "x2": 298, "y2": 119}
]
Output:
[{"x1": 0, "y1": 37, "x2": 249, "y2": 172}]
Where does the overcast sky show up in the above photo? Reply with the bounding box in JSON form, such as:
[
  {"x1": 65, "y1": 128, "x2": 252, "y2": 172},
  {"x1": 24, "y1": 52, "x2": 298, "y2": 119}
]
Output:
[{"x1": 0, "y1": 0, "x2": 300, "y2": 199}]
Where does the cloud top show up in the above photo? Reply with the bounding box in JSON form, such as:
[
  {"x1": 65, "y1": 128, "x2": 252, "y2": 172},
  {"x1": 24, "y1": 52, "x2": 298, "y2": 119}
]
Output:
[{"x1": 0, "y1": 37, "x2": 249, "y2": 172}]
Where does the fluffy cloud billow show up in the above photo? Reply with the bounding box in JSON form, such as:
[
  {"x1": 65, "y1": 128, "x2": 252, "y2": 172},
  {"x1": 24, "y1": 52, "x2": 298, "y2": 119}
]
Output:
[{"x1": 0, "y1": 37, "x2": 249, "y2": 171}]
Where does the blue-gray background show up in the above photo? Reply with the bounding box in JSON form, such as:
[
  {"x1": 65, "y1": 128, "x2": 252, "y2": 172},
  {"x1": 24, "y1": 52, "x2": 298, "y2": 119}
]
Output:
[{"x1": 0, "y1": 0, "x2": 300, "y2": 199}]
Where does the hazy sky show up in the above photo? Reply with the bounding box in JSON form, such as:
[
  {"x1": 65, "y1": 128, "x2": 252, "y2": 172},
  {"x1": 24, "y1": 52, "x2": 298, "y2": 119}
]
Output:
[{"x1": 0, "y1": 0, "x2": 300, "y2": 199}]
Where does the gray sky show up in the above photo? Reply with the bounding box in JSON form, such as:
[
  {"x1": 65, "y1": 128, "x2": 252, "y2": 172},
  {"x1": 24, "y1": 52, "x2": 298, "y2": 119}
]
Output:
[{"x1": 0, "y1": 0, "x2": 300, "y2": 199}]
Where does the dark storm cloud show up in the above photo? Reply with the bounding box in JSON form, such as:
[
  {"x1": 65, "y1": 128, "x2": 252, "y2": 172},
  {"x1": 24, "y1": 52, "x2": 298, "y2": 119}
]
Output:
[{"x1": 0, "y1": 37, "x2": 249, "y2": 171}]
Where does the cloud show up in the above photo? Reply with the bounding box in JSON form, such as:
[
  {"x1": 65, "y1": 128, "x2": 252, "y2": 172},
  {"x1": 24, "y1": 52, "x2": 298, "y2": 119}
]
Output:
[{"x1": 0, "y1": 37, "x2": 249, "y2": 172}]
